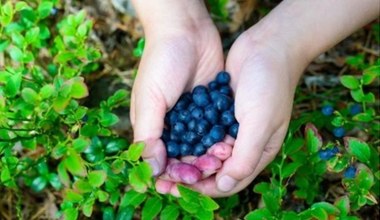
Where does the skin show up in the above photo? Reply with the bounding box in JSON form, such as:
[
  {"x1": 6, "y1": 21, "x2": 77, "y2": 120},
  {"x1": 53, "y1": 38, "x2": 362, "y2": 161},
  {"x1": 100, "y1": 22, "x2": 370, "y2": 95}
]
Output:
[{"x1": 130, "y1": 0, "x2": 380, "y2": 197}]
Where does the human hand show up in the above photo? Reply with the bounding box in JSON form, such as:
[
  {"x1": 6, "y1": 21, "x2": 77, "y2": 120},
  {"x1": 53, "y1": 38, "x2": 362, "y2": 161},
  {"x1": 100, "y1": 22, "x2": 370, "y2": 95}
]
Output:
[{"x1": 130, "y1": 1, "x2": 224, "y2": 177}]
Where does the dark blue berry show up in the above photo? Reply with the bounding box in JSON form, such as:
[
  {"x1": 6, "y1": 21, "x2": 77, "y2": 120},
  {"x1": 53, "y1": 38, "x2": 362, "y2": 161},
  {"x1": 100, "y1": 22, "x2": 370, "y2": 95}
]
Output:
[
  {"x1": 344, "y1": 165, "x2": 357, "y2": 179},
  {"x1": 183, "y1": 131, "x2": 198, "y2": 144},
  {"x1": 230, "y1": 104, "x2": 235, "y2": 113},
  {"x1": 180, "y1": 143, "x2": 192, "y2": 156},
  {"x1": 166, "y1": 141, "x2": 180, "y2": 158},
  {"x1": 221, "y1": 111, "x2": 236, "y2": 126},
  {"x1": 219, "y1": 86, "x2": 232, "y2": 96},
  {"x1": 228, "y1": 123, "x2": 239, "y2": 138},
  {"x1": 50, "y1": 8, "x2": 58, "y2": 16},
  {"x1": 208, "y1": 80, "x2": 219, "y2": 90},
  {"x1": 333, "y1": 127, "x2": 345, "y2": 138},
  {"x1": 191, "y1": 107, "x2": 204, "y2": 119},
  {"x1": 209, "y1": 90, "x2": 220, "y2": 102},
  {"x1": 161, "y1": 129, "x2": 170, "y2": 143},
  {"x1": 172, "y1": 122, "x2": 186, "y2": 134},
  {"x1": 214, "y1": 93, "x2": 233, "y2": 111},
  {"x1": 331, "y1": 146, "x2": 339, "y2": 154},
  {"x1": 170, "y1": 132, "x2": 181, "y2": 142},
  {"x1": 178, "y1": 110, "x2": 191, "y2": 122},
  {"x1": 318, "y1": 148, "x2": 337, "y2": 160},
  {"x1": 187, "y1": 103, "x2": 197, "y2": 112},
  {"x1": 195, "y1": 119, "x2": 210, "y2": 136},
  {"x1": 174, "y1": 93, "x2": 191, "y2": 111},
  {"x1": 193, "y1": 85, "x2": 208, "y2": 94},
  {"x1": 321, "y1": 105, "x2": 334, "y2": 116},
  {"x1": 216, "y1": 71, "x2": 231, "y2": 85},
  {"x1": 165, "y1": 111, "x2": 178, "y2": 125},
  {"x1": 204, "y1": 105, "x2": 219, "y2": 124},
  {"x1": 81, "y1": 114, "x2": 88, "y2": 123},
  {"x1": 187, "y1": 119, "x2": 196, "y2": 131},
  {"x1": 193, "y1": 92, "x2": 210, "y2": 107},
  {"x1": 201, "y1": 135, "x2": 215, "y2": 148},
  {"x1": 349, "y1": 104, "x2": 362, "y2": 115},
  {"x1": 209, "y1": 125, "x2": 225, "y2": 142},
  {"x1": 193, "y1": 143, "x2": 206, "y2": 156}
]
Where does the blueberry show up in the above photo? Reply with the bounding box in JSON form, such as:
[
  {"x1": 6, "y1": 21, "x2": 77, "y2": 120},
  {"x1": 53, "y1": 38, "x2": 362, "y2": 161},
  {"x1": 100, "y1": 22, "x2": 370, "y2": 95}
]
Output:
[
  {"x1": 344, "y1": 165, "x2": 357, "y2": 179},
  {"x1": 221, "y1": 111, "x2": 236, "y2": 126},
  {"x1": 187, "y1": 119, "x2": 196, "y2": 131},
  {"x1": 214, "y1": 93, "x2": 233, "y2": 111},
  {"x1": 172, "y1": 122, "x2": 186, "y2": 134},
  {"x1": 193, "y1": 85, "x2": 208, "y2": 94},
  {"x1": 195, "y1": 119, "x2": 210, "y2": 136},
  {"x1": 165, "y1": 111, "x2": 178, "y2": 125},
  {"x1": 50, "y1": 8, "x2": 58, "y2": 16},
  {"x1": 209, "y1": 125, "x2": 225, "y2": 142},
  {"x1": 161, "y1": 129, "x2": 170, "y2": 143},
  {"x1": 166, "y1": 141, "x2": 180, "y2": 158},
  {"x1": 193, "y1": 92, "x2": 210, "y2": 107},
  {"x1": 187, "y1": 103, "x2": 197, "y2": 112},
  {"x1": 331, "y1": 146, "x2": 339, "y2": 154},
  {"x1": 180, "y1": 143, "x2": 192, "y2": 156},
  {"x1": 318, "y1": 148, "x2": 337, "y2": 160},
  {"x1": 228, "y1": 123, "x2": 239, "y2": 138},
  {"x1": 321, "y1": 105, "x2": 334, "y2": 116},
  {"x1": 191, "y1": 107, "x2": 204, "y2": 119},
  {"x1": 209, "y1": 90, "x2": 220, "y2": 102},
  {"x1": 201, "y1": 135, "x2": 215, "y2": 148},
  {"x1": 208, "y1": 80, "x2": 219, "y2": 90},
  {"x1": 193, "y1": 143, "x2": 206, "y2": 156},
  {"x1": 204, "y1": 105, "x2": 219, "y2": 124},
  {"x1": 230, "y1": 104, "x2": 235, "y2": 113},
  {"x1": 349, "y1": 104, "x2": 362, "y2": 115},
  {"x1": 170, "y1": 132, "x2": 181, "y2": 142},
  {"x1": 178, "y1": 110, "x2": 191, "y2": 122},
  {"x1": 174, "y1": 93, "x2": 191, "y2": 111},
  {"x1": 216, "y1": 71, "x2": 231, "y2": 85},
  {"x1": 332, "y1": 127, "x2": 345, "y2": 138},
  {"x1": 183, "y1": 131, "x2": 198, "y2": 144},
  {"x1": 219, "y1": 86, "x2": 232, "y2": 96}
]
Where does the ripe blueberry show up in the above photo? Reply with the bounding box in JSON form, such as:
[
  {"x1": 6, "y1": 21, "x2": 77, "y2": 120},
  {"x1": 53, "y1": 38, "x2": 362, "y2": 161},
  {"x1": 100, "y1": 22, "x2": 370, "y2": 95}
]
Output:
[
  {"x1": 349, "y1": 104, "x2": 362, "y2": 115},
  {"x1": 219, "y1": 86, "x2": 232, "y2": 96},
  {"x1": 161, "y1": 129, "x2": 170, "y2": 143},
  {"x1": 193, "y1": 85, "x2": 208, "y2": 94},
  {"x1": 204, "y1": 105, "x2": 219, "y2": 124},
  {"x1": 165, "y1": 111, "x2": 178, "y2": 125},
  {"x1": 187, "y1": 119, "x2": 196, "y2": 131},
  {"x1": 172, "y1": 122, "x2": 186, "y2": 134},
  {"x1": 191, "y1": 107, "x2": 204, "y2": 119},
  {"x1": 208, "y1": 80, "x2": 219, "y2": 91},
  {"x1": 216, "y1": 71, "x2": 231, "y2": 85},
  {"x1": 318, "y1": 148, "x2": 337, "y2": 160},
  {"x1": 180, "y1": 143, "x2": 192, "y2": 156},
  {"x1": 174, "y1": 93, "x2": 191, "y2": 111},
  {"x1": 221, "y1": 110, "x2": 236, "y2": 126},
  {"x1": 228, "y1": 123, "x2": 239, "y2": 138},
  {"x1": 187, "y1": 103, "x2": 197, "y2": 112},
  {"x1": 170, "y1": 132, "x2": 181, "y2": 142},
  {"x1": 321, "y1": 105, "x2": 334, "y2": 116},
  {"x1": 332, "y1": 127, "x2": 345, "y2": 138},
  {"x1": 193, "y1": 143, "x2": 206, "y2": 156},
  {"x1": 183, "y1": 131, "x2": 198, "y2": 144},
  {"x1": 193, "y1": 92, "x2": 210, "y2": 107},
  {"x1": 214, "y1": 93, "x2": 233, "y2": 111},
  {"x1": 195, "y1": 119, "x2": 210, "y2": 136},
  {"x1": 201, "y1": 135, "x2": 215, "y2": 148},
  {"x1": 344, "y1": 165, "x2": 357, "y2": 179},
  {"x1": 166, "y1": 141, "x2": 180, "y2": 158},
  {"x1": 178, "y1": 110, "x2": 191, "y2": 122},
  {"x1": 209, "y1": 125, "x2": 225, "y2": 142}
]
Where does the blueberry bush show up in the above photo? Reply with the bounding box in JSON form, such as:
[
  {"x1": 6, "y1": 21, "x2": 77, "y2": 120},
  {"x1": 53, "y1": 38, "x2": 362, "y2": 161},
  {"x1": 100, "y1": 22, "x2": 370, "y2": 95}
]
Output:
[{"x1": 0, "y1": 0, "x2": 379, "y2": 220}]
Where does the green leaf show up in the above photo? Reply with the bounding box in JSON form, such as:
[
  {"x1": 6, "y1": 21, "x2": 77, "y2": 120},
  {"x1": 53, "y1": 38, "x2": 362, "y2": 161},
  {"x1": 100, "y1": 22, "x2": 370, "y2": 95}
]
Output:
[
  {"x1": 196, "y1": 209, "x2": 214, "y2": 220},
  {"x1": 111, "y1": 159, "x2": 125, "y2": 174},
  {"x1": 120, "y1": 190, "x2": 147, "y2": 208},
  {"x1": 311, "y1": 207, "x2": 328, "y2": 220},
  {"x1": 82, "y1": 199, "x2": 94, "y2": 217},
  {"x1": 15, "y1": 2, "x2": 29, "y2": 11},
  {"x1": 0, "y1": 167, "x2": 11, "y2": 183},
  {"x1": 5, "y1": 73, "x2": 22, "y2": 97},
  {"x1": 65, "y1": 189, "x2": 83, "y2": 203},
  {"x1": 63, "y1": 208, "x2": 78, "y2": 220},
  {"x1": 305, "y1": 123, "x2": 322, "y2": 153},
  {"x1": 245, "y1": 208, "x2": 272, "y2": 220},
  {"x1": 362, "y1": 92, "x2": 376, "y2": 103},
  {"x1": 332, "y1": 116, "x2": 345, "y2": 127},
  {"x1": 178, "y1": 198, "x2": 199, "y2": 214},
  {"x1": 48, "y1": 173, "x2": 62, "y2": 190},
  {"x1": 37, "y1": 1, "x2": 53, "y2": 19},
  {"x1": 55, "y1": 51, "x2": 75, "y2": 63},
  {"x1": 253, "y1": 182, "x2": 270, "y2": 194},
  {"x1": 282, "y1": 162, "x2": 302, "y2": 178},
  {"x1": 199, "y1": 196, "x2": 219, "y2": 211},
  {"x1": 142, "y1": 197, "x2": 162, "y2": 220},
  {"x1": 0, "y1": 39, "x2": 10, "y2": 52},
  {"x1": 39, "y1": 84, "x2": 55, "y2": 99},
  {"x1": 340, "y1": 75, "x2": 360, "y2": 89},
  {"x1": 8, "y1": 46, "x2": 23, "y2": 62},
  {"x1": 335, "y1": 196, "x2": 350, "y2": 216},
  {"x1": 350, "y1": 89, "x2": 365, "y2": 102},
  {"x1": 73, "y1": 179, "x2": 92, "y2": 193},
  {"x1": 0, "y1": 2, "x2": 13, "y2": 25},
  {"x1": 178, "y1": 185, "x2": 201, "y2": 202},
  {"x1": 70, "y1": 79, "x2": 89, "y2": 99},
  {"x1": 30, "y1": 176, "x2": 48, "y2": 192},
  {"x1": 160, "y1": 205, "x2": 180, "y2": 220},
  {"x1": 103, "y1": 206, "x2": 115, "y2": 220},
  {"x1": 21, "y1": 88, "x2": 39, "y2": 104},
  {"x1": 97, "y1": 190, "x2": 109, "y2": 202},
  {"x1": 116, "y1": 206, "x2": 134, "y2": 220},
  {"x1": 128, "y1": 162, "x2": 152, "y2": 192},
  {"x1": 344, "y1": 137, "x2": 371, "y2": 163},
  {"x1": 72, "y1": 137, "x2": 90, "y2": 153},
  {"x1": 64, "y1": 150, "x2": 87, "y2": 177},
  {"x1": 122, "y1": 142, "x2": 144, "y2": 162},
  {"x1": 352, "y1": 112, "x2": 373, "y2": 122},
  {"x1": 100, "y1": 111, "x2": 119, "y2": 127},
  {"x1": 105, "y1": 139, "x2": 127, "y2": 154},
  {"x1": 284, "y1": 138, "x2": 304, "y2": 155},
  {"x1": 53, "y1": 96, "x2": 71, "y2": 112},
  {"x1": 11, "y1": 32, "x2": 24, "y2": 47},
  {"x1": 107, "y1": 89, "x2": 129, "y2": 107},
  {"x1": 25, "y1": 27, "x2": 40, "y2": 44},
  {"x1": 311, "y1": 202, "x2": 340, "y2": 215},
  {"x1": 57, "y1": 162, "x2": 70, "y2": 186},
  {"x1": 362, "y1": 65, "x2": 380, "y2": 85},
  {"x1": 88, "y1": 170, "x2": 107, "y2": 187},
  {"x1": 281, "y1": 211, "x2": 300, "y2": 220},
  {"x1": 356, "y1": 168, "x2": 374, "y2": 191},
  {"x1": 263, "y1": 192, "x2": 280, "y2": 214}
]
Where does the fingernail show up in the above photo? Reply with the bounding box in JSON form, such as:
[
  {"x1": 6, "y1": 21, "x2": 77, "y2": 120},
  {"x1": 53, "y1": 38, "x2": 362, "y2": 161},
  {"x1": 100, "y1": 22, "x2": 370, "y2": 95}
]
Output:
[
  {"x1": 146, "y1": 158, "x2": 160, "y2": 176},
  {"x1": 217, "y1": 175, "x2": 237, "y2": 192}
]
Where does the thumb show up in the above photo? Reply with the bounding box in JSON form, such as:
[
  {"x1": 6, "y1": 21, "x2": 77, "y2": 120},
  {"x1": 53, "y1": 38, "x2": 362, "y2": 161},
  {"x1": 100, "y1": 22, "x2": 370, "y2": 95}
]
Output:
[{"x1": 215, "y1": 116, "x2": 272, "y2": 192}]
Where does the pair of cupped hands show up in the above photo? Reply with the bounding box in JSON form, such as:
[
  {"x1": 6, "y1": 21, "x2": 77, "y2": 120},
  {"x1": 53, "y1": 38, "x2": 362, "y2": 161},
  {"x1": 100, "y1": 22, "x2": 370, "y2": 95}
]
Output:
[{"x1": 130, "y1": 9, "x2": 305, "y2": 198}]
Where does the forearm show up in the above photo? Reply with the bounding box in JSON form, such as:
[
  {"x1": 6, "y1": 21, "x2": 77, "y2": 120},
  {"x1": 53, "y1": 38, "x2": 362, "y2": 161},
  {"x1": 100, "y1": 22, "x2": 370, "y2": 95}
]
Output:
[
  {"x1": 131, "y1": 0, "x2": 211, "y2": 36},
  {"x1": 246, "y1": 0, "x2": 380, "y2": 81}
]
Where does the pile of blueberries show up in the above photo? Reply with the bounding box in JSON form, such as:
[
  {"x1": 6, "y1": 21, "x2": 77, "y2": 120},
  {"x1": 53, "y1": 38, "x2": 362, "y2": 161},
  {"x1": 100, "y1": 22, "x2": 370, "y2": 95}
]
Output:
[{"x1": 161, "y1": 71, "x2": 239, "y2": 158}]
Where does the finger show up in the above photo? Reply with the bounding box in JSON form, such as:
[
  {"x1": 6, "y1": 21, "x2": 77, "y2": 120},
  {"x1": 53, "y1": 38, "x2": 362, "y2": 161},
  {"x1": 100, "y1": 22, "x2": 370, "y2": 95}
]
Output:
[
  {"x1": 207, "y1": 142, "x2": 233, "y2": 161},
  {"x1": 155, "y1": 179, "x2": 174, "y2": 194}
]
